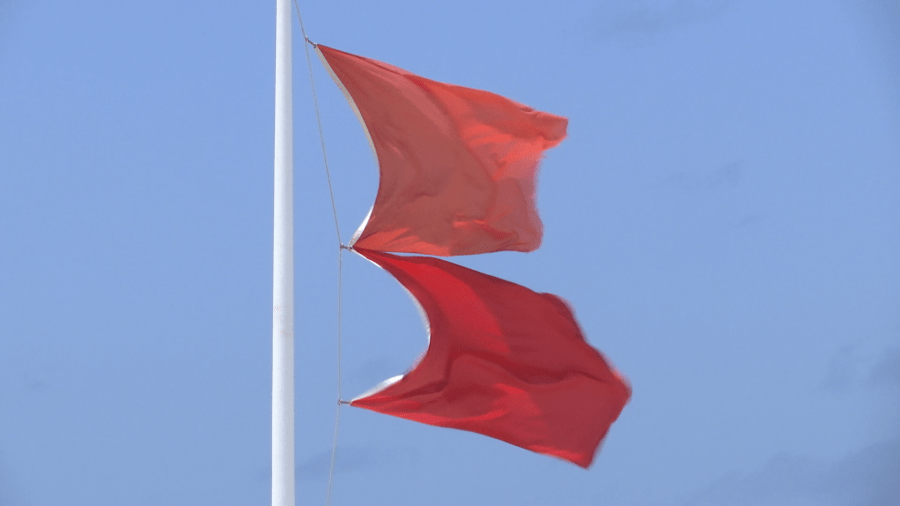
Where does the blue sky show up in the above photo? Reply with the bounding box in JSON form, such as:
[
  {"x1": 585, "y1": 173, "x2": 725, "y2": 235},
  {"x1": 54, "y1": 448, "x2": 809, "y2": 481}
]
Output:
[{"x1": 1, "y1": 0, "x2": 898, "y2": 505}]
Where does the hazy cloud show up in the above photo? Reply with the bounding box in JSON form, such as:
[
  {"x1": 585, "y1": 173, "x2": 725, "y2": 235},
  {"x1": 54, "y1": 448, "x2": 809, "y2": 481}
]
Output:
[
  {"x1": 867, "y1": 346, "x2": 900, "y2": 388},
  {"x1": 820, "y1": 345, "x2": 900, "y2": 393},
  {"x1": 852, "y1": 0, "x2": 900, "y2": 75},
  {"x1": 23, "y1": 373, "x2": 47, "y2": 393},
  {"x1": 296, "y1": 445, "x2": 419, "y2": 481},
  {"x1": 660, "y1": 161, "x2": 744, "y2": 194},
  {"x1": 595, "y1": 0, "x2": 731, "y2": 39},
  {"x1": 683, "y1": 439, "x2": 900, "y2": 506},
  {"x1": 820, "y1": 345, "x2": 866, "y2": 393}
]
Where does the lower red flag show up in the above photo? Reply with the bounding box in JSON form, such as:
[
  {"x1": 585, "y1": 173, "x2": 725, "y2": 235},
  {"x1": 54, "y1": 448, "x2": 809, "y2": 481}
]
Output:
[{"x1": 352, "y1": 249, "x2": 630, "y2": 468}]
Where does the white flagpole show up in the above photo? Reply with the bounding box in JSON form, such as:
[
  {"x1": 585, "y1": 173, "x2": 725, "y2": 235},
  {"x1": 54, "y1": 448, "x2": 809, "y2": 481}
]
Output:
[{"x1": 272, "y1": 0, "x2": 294, "y2": 504}]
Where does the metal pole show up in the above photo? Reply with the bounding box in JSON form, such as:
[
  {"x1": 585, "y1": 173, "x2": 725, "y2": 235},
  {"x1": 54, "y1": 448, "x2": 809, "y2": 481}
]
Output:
[{"x1": 272, "y1": 0, "x2": 294, "y2": 503}]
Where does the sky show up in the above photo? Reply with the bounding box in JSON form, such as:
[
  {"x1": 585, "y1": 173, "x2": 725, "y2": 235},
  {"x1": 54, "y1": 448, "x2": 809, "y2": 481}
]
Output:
[{"x1": 1, "y1": 0, "x2": 898, "y2": 505}]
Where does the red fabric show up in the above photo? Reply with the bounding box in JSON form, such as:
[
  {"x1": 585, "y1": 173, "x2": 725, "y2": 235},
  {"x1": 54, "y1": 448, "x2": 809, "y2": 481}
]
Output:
[
  {"x1": 352, "y1": 249, "x2": 630, "y2": 468},
  {"x1": 318, "y1": 45, "x2": 568, "y2": 256}
]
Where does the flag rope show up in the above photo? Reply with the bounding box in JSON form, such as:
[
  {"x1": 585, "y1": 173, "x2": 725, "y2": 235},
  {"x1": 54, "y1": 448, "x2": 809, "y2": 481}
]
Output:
[
  {"x1": 294, "y1": 1, "x2": 342, "y2": 245},
  {"x1": 293, "y1": 2, "x2": 345, "y2": 505},
  {"x1": 325, "y1": 247, "x2": 343, "y2": 506}
]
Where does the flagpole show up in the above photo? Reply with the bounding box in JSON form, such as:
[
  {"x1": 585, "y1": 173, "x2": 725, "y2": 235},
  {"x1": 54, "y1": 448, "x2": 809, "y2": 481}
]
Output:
[{"x1": 272, "y1": 0, "x2": 294, "y2": 503}]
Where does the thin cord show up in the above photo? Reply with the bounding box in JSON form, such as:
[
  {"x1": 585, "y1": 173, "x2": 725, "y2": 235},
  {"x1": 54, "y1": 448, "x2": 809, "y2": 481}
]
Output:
[
  {"x1": 325, "y1": 247, "x2": 344, "y2": 505},
  {"x1": 294, "y1": 0, "x2": 342, "y2": 245},
  {"x1": 292, "y1": 3, "x2": 345, "y2": 505}
]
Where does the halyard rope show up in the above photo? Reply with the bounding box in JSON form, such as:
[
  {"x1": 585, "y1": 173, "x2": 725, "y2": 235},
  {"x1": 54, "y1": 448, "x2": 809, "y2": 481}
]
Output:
[{"x1": 293, "y1": 2, "x2": 344, "y2": 505}]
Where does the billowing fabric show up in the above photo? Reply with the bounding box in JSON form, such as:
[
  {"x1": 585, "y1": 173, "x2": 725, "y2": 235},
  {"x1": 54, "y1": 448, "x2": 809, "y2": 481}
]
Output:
[
  {"x1": 352, "y1": 248, "x2": 630, "y2": 468},
  {"x1": 317, "y1": 45, "x2": 568, "y2": 256}
]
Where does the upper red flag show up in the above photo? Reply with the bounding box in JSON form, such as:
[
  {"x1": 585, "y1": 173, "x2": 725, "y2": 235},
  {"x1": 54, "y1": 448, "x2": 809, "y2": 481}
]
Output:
[
  {"x1": 352, "y1": 248, "x2": 630, "y2": 468},
  {"x1": 317, "y1": 45, "x2": 568, "y2": 256}
]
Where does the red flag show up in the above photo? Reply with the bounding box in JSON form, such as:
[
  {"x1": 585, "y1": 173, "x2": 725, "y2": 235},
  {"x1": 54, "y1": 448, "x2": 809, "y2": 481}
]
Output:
[
  {"x1": 317, "y1": 45, "x2": 568, "y2": 256},
  {"x1": 352, "y1": 248, "x2": 630, "y2": 468}
]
